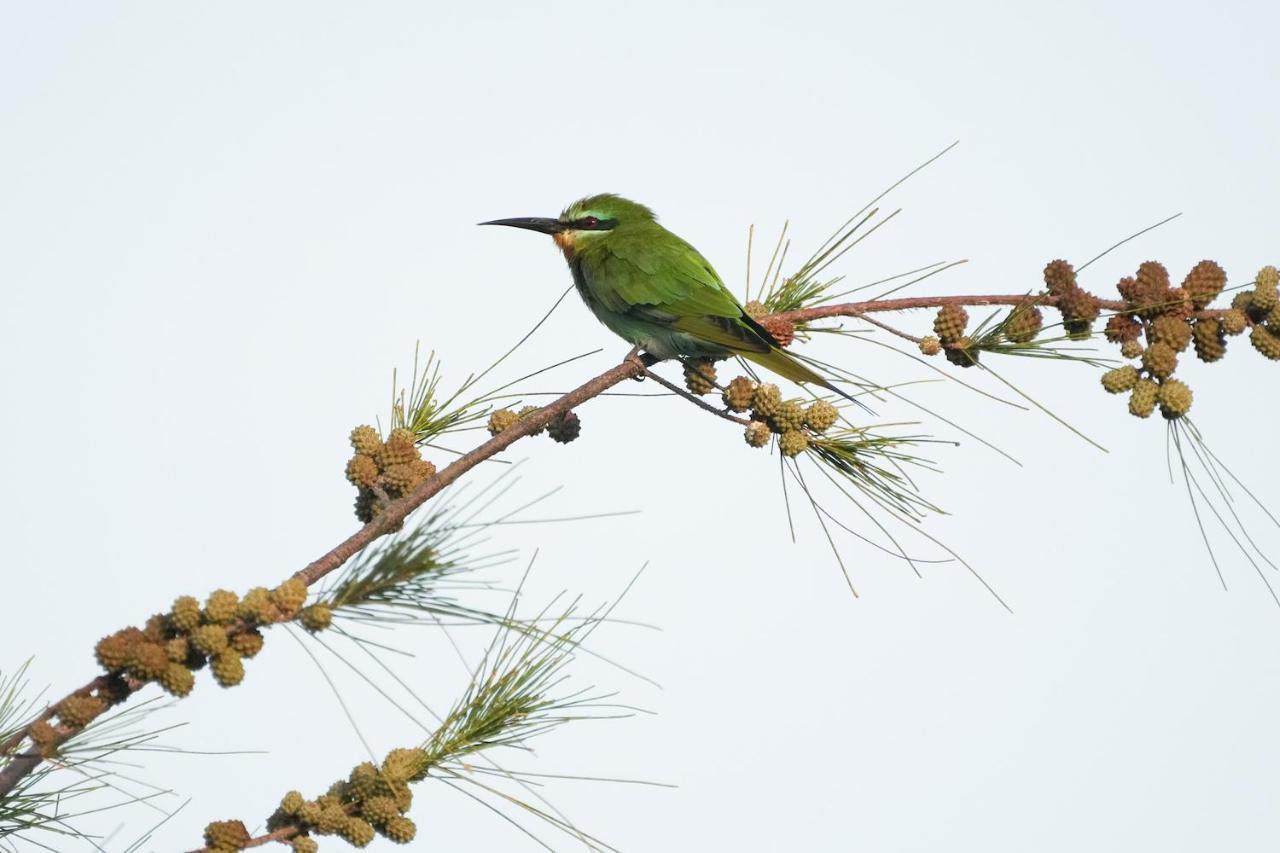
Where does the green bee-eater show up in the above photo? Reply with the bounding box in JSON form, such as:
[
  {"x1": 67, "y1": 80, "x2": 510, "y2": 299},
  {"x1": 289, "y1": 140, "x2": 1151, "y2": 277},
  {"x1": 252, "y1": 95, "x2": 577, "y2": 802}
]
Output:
[{"x1": 481, "y1": 193, "x2": 852, "y2": 400}]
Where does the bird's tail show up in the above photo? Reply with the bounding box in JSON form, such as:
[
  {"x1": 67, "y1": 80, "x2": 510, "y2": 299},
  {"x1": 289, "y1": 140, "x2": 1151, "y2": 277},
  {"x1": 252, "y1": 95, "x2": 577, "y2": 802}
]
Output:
[{"x1": 739, "y1": 346, "x2": 868, "y2": 411}]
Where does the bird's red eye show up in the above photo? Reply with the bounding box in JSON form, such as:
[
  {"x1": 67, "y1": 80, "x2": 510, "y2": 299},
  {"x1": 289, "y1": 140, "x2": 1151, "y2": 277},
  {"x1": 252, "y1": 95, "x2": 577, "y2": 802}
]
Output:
[{"x1": 581, "y1": 216, "x2": 599, "y2": 227}]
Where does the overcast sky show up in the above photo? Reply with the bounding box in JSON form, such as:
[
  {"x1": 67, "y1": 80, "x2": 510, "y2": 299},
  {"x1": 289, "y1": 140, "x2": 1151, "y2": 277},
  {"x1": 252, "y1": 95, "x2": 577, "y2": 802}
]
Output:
[{"x1": 3, "y1": 2, "x2": 1280, "y2": 851}]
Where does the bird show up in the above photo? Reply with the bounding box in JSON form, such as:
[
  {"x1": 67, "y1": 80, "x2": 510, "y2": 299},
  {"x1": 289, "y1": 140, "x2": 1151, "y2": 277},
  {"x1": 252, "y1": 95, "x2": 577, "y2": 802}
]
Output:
[{"x1": 480, "y1": 193, "x2": 855, "y2": 402}]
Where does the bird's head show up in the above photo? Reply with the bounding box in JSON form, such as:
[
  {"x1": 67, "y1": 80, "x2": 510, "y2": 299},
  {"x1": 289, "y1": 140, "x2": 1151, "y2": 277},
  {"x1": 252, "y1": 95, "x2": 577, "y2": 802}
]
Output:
[{"x1": 480, "y1": 193, "x2": 656, "y2": 257}]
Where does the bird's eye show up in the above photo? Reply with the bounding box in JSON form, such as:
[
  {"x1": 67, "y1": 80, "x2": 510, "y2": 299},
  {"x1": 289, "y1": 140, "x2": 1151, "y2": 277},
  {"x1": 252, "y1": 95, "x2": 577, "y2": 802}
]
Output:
[{"x1": 581, "y1": 216, "x2": 599, "y2": 228}]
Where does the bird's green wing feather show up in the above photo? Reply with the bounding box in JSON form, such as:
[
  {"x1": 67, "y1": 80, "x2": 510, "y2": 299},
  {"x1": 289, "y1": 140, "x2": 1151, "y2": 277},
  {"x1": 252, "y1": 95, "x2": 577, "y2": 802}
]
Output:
[
  {"x1": 598, "y1": 228, "x2": 744, "y2": 320},
  {"x1": 581, "y1": 224, "x2": 777, "y2": 354}
]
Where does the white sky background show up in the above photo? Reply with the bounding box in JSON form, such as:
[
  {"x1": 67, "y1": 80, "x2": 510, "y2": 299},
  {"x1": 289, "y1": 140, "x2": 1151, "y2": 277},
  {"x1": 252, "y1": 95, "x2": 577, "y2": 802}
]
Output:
[{"x1": 3, "y1": 2, "x2": 1280, "y2": 851}]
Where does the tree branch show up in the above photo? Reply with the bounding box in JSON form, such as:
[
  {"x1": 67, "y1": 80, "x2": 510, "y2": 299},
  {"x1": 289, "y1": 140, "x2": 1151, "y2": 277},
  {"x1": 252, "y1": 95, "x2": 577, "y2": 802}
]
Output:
[{"x1": 2, "y1": 286, "x2": 1237, "y2": 800}]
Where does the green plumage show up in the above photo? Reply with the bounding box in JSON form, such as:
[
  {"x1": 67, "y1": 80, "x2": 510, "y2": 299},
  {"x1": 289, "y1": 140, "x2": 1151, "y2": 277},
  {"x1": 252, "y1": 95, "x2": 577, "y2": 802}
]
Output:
[{"x1": 484, "y1": 193, "x2": 849, "y2": 397}]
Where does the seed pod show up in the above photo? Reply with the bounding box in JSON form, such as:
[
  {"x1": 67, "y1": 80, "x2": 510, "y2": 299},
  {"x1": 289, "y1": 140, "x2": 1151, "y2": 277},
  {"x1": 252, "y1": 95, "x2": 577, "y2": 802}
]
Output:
[
  {"x1": 944, "y1": 338, "x2": 978, "y2": 367},
  {"x1": 769, "y1": 400, "x2": 806, "y2": 433},
  {"x1": 1004, "y1": 304, "x2": 1043, "y2": 343},
  {"x1": 204, "y1": 589, "x2": 239, "y2": 625},
  {"x1": 1128, "y1": 379, "x2": 1159, "y2": 418},
  {"x1": 722, "y1": 376, "x2": 756, "y2": 412},
  {"x1": 1120, "y1": 339, "x2": 1144, "y2": 359},
  {"x1": 1150, "y1": 314, "x2": 1192, "y2": 353},
  {"x1": 127, "y1": 643, "x2": 169, "y2": 680},
  {"x1": 1043, "y1": 259, "x2": 1077, "y2": 296},
  {"x1": 383, "y1": 746, "x2": 431, "y2": 783},
  {"x1": 170, "y1": 596, "x2": 201, "y2": 632},
  {"x1": 279, "y1": 791, "x2": 305, "y2": 817},
  {"x1": 918, "y1": 336, "x2": 942, "y2": 356},
  {"x1": 933, "y1": 304, "x2": 968, "y2": 343},
  {"x1": 744, "y1": 421, "x2": 770, "y2": 448},
  {"x1": 516, "y1": 405, "x2": 545, "y2": 435},
  {"x1": 57, "y1": 694, "x2": 107, "y2": 728},
  {"x1": 751, "y1": 383, "x2": 782, "y2": 418},
  {"x1": 804, "y1": 400, "x2": 839, "y2": 433},
  {"x1": 487, "y1": 409, "x2": 520, "y2": 435},
  {"x1": 382, "y1": 816, "x2": 417, "y2": 844},
  {"x1": 350, "y1": 425, "x2": 381, "y2": 455},
  {"x1": 211, "y1": 651, "x2": 245, "y2": 687},
  {"x1": 1221, "y1": 308, "x2": 1249, "y2": 336},
  {"x1": 778, "y1": 430, "x2": 810, "y2": 457},
  {"x1": 1058, "y1": 288, "x2": 1101, "y2": 339},
  {"x1": 1157, "y1": 379, "x2": 1193, "y2": 419},
  {"x1": 1141, "y1": 342, "x2": 1178, "y2": 379},
  {"x1": 230, "y1": 629, "x2": 264, "y2": 658},
  {"x1": 1132, "y1": 261, "x2": 1172, "y2": 317},
  {"x1": 339, "y1": 816, "x2": 376, "y2": 847},
  {"x1": 376, "y1": 431, "x2": 418, "y2": 468},
  {"x1": 346, "y1": 454, "x2": 379, "y2": 487},
  {"x1": 1191, "y1": 318, "x2": 1226, "y2": 362},
  {"x1": 1101, "y1": 365, "x2": 1139, "y2": 394},
  {"x1": 547, "y1": 410, "x2": 582, "y2": 443},
  {"x1": 300, "y1": 603, "x2": 333, "y2": 633},
  {"x1": 272, "y1": 578, "x2": 308, "y2": 615},
  {"x1": 760, "y1": 315, "x2": 796, "y2": 347},
  {"x1": 191, "y1": 624, "x2": 229, "y2": 656},
  {"x1": 1104, "y1": 314, "x2": 1142, "y2": 343},
  {"x1": 203, "y1": 820, "x2": 251, "y2": 851},
  {"x1": 158, "y1": 662, "x2": 195, "y2": 697},
  {"x1": 1182, "y1": 260, "x2": 1226, "y2": 308},
  {"x1": 682, "y1": 358, "x2": 717, "y2": 395},
  {"x1": 1250, "y1": 325, "x2": 1280, "y2": 360},
  {"x1": 360, "y1": 795, "x2": 400, "y2": 826}
]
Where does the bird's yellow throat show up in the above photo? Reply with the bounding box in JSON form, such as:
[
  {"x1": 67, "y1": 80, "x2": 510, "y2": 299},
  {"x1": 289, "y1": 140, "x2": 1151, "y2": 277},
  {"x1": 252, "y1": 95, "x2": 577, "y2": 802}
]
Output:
[{"x1": 553, "y1": 230, "x2": 576, "y2": 257}]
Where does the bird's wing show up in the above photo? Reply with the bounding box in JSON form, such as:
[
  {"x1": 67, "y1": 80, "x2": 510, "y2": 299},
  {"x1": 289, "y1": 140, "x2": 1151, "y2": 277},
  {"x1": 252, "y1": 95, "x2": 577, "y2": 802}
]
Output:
[
  {"x1": 592, "y1": 230, "x2": 774, "y2": 353},
  {"x1": 598, "y1": 231, "x2": 741, "y2": 318}
]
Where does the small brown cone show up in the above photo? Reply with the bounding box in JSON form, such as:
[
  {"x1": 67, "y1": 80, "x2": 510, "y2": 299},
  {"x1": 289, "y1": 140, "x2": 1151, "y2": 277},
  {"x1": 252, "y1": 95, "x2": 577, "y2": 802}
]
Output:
[
  {"x1": 1101, "y1": 365, "x2": 1139, "y2": 394},
  {"x1": 1191, "y1": 319, "x2": 1226, "y2": 363},
  {"x1": 1221, "y1": 308, "x2": 1249, "y2": 336},
  {"x1": 944, "y1": 338, "x2": 978, "y2": 367},
  {"x1": 1104, "y1": 314, "x2": 1142, "y2": 344},
  {"x1": 1141, "y1": 342, "x2": 1178, "y2": 379},
  {"x1": 204, "y1": 820, "x2": 251, "y2": 851},
  {"x1": 1004, "y1": 304, "x2": 1043, "y2": 343},
  {"x1": 487, "y1": 409, "x2": 520, "y2": 435},
  {"x1": 760, "y1": 315, "x2": 796, "y2": 347},
  {"x1": 547, "y1": 410, "x2": 582, "y2": 444},
  {"x1": 722, "y1": 376, "x2": 756, "y2": 412},
  {"x1": 933, "y1": 304, "x2": 968, "y2": 343},
  {"x1": 1043, "y1": 259, "x2": 1077, "y2": 296},
  {"x1": 1150, "y1": 314, "x2": 1192, "y2": 353},
  {"x1": 682, "y1": 358, "x2": 718, "y2": 395},
  {"x1": 1250, "y1": 324, "x2": 1280, "y2": 360},
  {"x1": 1183, "y1": 260, "x2": 1226, "y2": 308},
  {"x1": 1128, "y1": 379, "x2": 1159, "y2": 418},
  {"x1": 778, "y1": 430, "x2": 809, "y2": 457},
  {"x1": 346, "y1": 454, "x2": 379, "y2": 488},
  {"x1": 1157, "y1": 379, "x2": 1193, "y2": 419},
  {"x1": 349, "y1": 425, "x2": 381, "y2": 456}
]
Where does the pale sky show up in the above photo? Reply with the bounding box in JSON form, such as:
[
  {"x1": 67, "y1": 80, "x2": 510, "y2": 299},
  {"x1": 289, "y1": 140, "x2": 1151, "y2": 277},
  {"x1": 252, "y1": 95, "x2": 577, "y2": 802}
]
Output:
[{"x1": 3, "y1": 2, "x2": 1280, "y2": 851}]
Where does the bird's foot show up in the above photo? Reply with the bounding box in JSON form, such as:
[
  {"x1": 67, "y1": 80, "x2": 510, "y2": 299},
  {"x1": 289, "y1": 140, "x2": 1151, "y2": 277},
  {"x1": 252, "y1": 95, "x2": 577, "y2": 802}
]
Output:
[{"x1": 625, "y1": 346, "x2": 659, "y2": 379}]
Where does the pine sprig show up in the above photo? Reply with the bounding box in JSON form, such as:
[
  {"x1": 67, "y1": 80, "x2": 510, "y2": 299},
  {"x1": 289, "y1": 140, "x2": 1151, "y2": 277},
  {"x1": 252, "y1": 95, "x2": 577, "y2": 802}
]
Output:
[
  {"x1": 806, "y1": 427, "x2": 948, "y2": 523},
  {"x1": 424, "y1": 604, "x2": 605, "y2": 765}
]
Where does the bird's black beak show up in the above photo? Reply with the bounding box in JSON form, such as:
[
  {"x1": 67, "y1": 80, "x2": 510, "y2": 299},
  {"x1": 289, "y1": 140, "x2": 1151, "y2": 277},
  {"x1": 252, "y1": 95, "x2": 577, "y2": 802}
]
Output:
[{"x1": 478, "y1": 217, "x2": 567, "y2": 234}]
